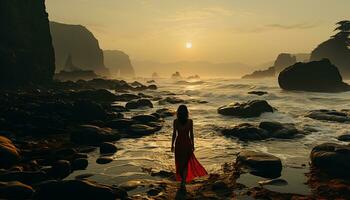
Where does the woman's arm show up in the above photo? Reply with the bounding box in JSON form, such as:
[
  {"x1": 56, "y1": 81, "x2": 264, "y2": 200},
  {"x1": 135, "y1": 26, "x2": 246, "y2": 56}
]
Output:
[
  {"x1": 171, "y1": 120, "x2": 176, "y2": 152},
  {"x1": 190, "y1": 119, "x2": 194, "y2": 151}
]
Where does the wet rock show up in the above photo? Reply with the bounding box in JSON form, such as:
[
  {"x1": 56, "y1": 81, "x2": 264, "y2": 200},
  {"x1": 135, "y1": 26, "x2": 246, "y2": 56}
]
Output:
[
  {"x1": 72, "y1": 158, "x2": 88, "y2": 170},
  {"x1": 132, "y1": 115, "x2": 158, "y2": 123},
  {"x1": 0, "y1": 136, "x2": 20, "y2": 169},
  {"x1": 70, "y1": 125, "x2": 120, "y2": 145},
  {"x1": 310, "y1": 143, "x2": 350, "y2": 177},
  {"x1": 54, "y1": 148, "x2": 77, "y2": 160},
  {"x1": 222, "y1": 123, "x2": 269, "y2": 141},
  {"x1": 34, "y1": 179, "x2": 124, "y2": 200},
  {"x1": 106, "y1": 118, "x2": 134, "y2": 130},
  {"x1": 119, "y1": 180, "x2": 145, "y2": 191},
  {"x1": 258, "y1": 178, "x2": 288, "y2": 186},
  {"x1": 222, "y1": 121, "x2": 302, "y2": 141},
  {"x1": 72, "y1": 100, "x2": 107, "y2": 121},
  {"x1": 248, "y1": 91, "x2": 268, "y2": 96},
  {"x1": 211, "y1": 180, "x2": 229, "y2": 191},
  {"x1": 147, "y1": 188, "x2": 162, "y2": 196},
  {"x1": 155, "y1": 108, "x2": 175, "y2": 118},
  {"x1": 96, "y1": 157, "x2": 113, "y2": 164},
  {"x1": 218, "y1": 100, "x2": 273, "y2": 117},
  {"x1": 99, "y1": 142, "x2": 117, "y2": 154},
  {"x1": 306, "y1": 109, "x2": 350, "y2": 123},
  {"x1": 49, "y1": 160, "x2": 71, "y2": 179},
  {"x1": 0, "y1": 171, "x2": 48, "y2": 185},
  {"x1": 278, "y1": 59, "x2": 350, "y2": 92},
  {"x1": 129, "y1": 124, "x2": 161, "y2": 137},
  {"x1": 125, "y1": 98, "x2": 153, "y2": 109},
  {"x1": 0, "y1": 181, "x2": 34, "y2": 200},
  {"x1": 111, "y1": 105, "x2": 128, "y2": 112},
  {"x1": 158, "y1": 97, "x2": 185, "y2": 105},
  {"x1": 338, "y1": 134, "x2": 350, "y2": 141},
  {"x1": 115, "y1": 93, "x2": 140, "y2": 102},
  {"x1": 236, "y1": 151, "x2": 282, "y2": 178},
  {"x1": 148, "y1": 84, "x2": 157, "y2": 90}
]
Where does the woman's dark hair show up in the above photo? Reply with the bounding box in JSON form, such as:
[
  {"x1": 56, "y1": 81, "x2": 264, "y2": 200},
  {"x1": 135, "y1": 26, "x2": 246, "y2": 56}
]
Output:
[{"x1": 177, "y1": 104, "x2": 189, "y2": 125}]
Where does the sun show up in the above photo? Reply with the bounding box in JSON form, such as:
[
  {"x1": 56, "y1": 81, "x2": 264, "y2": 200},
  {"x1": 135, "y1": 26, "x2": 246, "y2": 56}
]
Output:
[{"x1": 186, "y1": 42, "x2": 192, "y2": 49}]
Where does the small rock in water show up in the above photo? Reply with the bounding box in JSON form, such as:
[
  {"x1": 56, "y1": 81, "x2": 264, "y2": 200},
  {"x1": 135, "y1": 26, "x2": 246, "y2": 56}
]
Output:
[
  {"x1": 338, "y1": 134, "x2": 350, "y2": 141},
  {"x1": 49, "y1": 160, "x2": 71, "y2": 179},
  {"x1": 218, "y1": 100, "x2": 273, "y2": 118},
  {"x1": 72, "y1": 158, "x2": 88, "y2": 170},
  {"x1": 258, "y1": 178, "x2": 288, "y2": 186},
  {"x1": 248, "y1": 91, "x2": 268, "y2": 96},
  {"x1": 99, "y1": 142, "x2": 117, "y2": 154},
  {"x1": 306, "y1": 110, "x2": 350, "y2": 123},
  {"x1": 96, "y1": 157, "x2": 113, "y2": 164}
]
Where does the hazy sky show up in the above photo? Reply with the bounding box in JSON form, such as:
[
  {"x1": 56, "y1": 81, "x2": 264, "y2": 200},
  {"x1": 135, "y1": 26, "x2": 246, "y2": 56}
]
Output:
[{"x1": 46, "y1": 0, "x2": 350, "y2": 66}]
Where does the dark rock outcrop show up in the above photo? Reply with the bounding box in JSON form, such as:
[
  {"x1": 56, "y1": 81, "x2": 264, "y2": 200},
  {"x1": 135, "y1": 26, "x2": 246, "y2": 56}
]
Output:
[
  {"x1": 310, "y1": 143, "x2": 350, "y2": 177},
  {"x1": 103, "y1": 50, "x2": 135, "y2": 78},
  {"x1": 0, "y1": 0, "x2": 55, "y2": 86},
  {"x1": 218, "y1": 100, "x2": 273, "y2": 118},
  {"x1": 236, "y1": 151, "x2": 282, "y2": 178},
  {"x1": 241, "y1": 67, "x2": 275, "y2": 79},
  {"x1": 70, "y1": 125, "x2": 120, "y2": 145},
  {"x1": 311, "y1": 37, "x2": 350, "y2": 78},
  {"x1": 0, "y1": 181, "x2": 34, "y2": 200},
  {"x1": 306, "y1": 110, "x2": 350, "y2": 123},
  {"x1": 49, "y1": 21, "x2": 109, "y2": 75},
  {"x1": 222, "y1": 121, "x2": 303, "y2": 141},
  {"x1": 278, "y1": 59, "x2": 350, "y2": 92}
]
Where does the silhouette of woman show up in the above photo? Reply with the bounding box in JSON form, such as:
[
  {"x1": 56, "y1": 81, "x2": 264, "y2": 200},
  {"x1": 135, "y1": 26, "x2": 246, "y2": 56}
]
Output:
[{"x1": 171, "y1": 105, "x2": 208, "y2": 189}]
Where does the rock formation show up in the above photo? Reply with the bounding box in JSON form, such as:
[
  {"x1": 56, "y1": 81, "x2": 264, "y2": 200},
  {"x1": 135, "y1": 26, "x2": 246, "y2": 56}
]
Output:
[
  {"x1": 310, "y1": 21, "x2": 350, "y2": 78},
  {"x1": 103, "y1": 50, "x2": 135, "y2": 78},
  {"x1": 242, "y1": 53, "x2": 297, "y2": 79},
  {"x1": 49, "y1": 21, "x2": 109, "y2": 75},
  {"x1": 278, "y1": 59, "x2": 350, "y2": 92},
  {"x1": 0, "y1": 0, "x2": 55, "y2": 87}
]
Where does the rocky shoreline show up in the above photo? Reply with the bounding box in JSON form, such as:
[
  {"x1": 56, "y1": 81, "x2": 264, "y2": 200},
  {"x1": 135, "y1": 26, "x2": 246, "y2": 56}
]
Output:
[{"x1": 0, "y1": 78, "x2": 349, "y2": 199}]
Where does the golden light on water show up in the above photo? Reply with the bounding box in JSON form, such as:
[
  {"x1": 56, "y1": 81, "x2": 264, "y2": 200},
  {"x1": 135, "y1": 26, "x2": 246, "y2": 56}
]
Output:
[{"x1": 186, "y1": 42, "x2": 192, "y2": 49}]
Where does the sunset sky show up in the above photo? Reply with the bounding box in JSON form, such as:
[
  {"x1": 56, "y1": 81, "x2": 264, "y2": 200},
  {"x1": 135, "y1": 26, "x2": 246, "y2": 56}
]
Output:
[{"x1": 46, "y1": 0, "x2": 350, "y2": 66}]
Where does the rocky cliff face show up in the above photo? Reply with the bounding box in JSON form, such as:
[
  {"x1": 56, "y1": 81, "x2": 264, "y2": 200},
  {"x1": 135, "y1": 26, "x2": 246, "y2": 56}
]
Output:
[
  {"x1": 50, "y1": 22, "x2": 109, "y2": 75},
  {"x1": 103, "y1": 50, "x2": 135, "y2": 77},
  {"x1": 310, "y1": 38, "x2": 350, "y2": 78},
  {"x1": 0, "y1": 0, "x2": 55, "y2": 87},
  {"x1": 274, "y1": 53, "x2": 297, "y2": 73}
]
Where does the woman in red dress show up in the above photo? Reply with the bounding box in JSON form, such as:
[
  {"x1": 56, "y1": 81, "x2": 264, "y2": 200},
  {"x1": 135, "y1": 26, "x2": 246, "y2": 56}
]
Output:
[{"x1": 171, "y1": 105, "x2": 208, "y2": 189}]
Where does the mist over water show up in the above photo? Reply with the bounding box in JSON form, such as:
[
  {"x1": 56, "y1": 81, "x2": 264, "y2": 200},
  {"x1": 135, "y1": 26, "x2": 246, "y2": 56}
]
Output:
[{"x1": 68, "y1": 77, "x2": 350, "y2": 194}]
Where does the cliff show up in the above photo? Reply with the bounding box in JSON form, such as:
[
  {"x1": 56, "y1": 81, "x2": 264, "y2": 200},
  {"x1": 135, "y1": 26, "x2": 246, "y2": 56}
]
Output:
[
  {"x1": 49, "y1": 21, "x2": 109, "y2": 75},
  {"x1": 103, "y1": 50, "x2": 135, "y2": 77},
  {"x1": 0, "y1": 0, "x2": 55, "y2": 86},
  {"x1": 310, "y1": 38, "x2": 350, "y2": 78}
]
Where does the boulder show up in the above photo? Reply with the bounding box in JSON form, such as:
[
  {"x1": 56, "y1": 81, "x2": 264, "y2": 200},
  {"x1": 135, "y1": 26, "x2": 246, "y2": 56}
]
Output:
[
  {"x1": 128, "y1": 124, "x2": 161, "y2": 137},
  {"x1": 338, "y1": 134, "x2": 350, "y2": 142},
  {"x1": 49, "y1": 160, "x2": 71, "y2": 179},
  {"x1": 72, "y1": 158, "x2": 88, "y2": 170},
  {"x1": 0, "y1": 181, "x2": 34, "y2": 200},
  {"x1": 155, "y1": 108, "x2": 175, "y2": 118},
  {"x1": 72, "y1": 100, "x2": 107, "y2": 121},
  {"x1": 222, "y1": 121, "x2": 302, "y2": 141},
  {"x1": 96, "y1": 157, "x2": 113, "y2": 165},
  {"x1": 236, "y1": 151, "x2": 282, "y2": 178},
  {"x1": 115, "y1": 93, "x2": 140, "y2": 102},
  {"x1": 0, "y1": 136, "x2": 20, "y2": 169},
  {"x1": 0, "y1": 171, "x2": 48, "y2": 185},
  {"x1": 34, "y1": 179, "x2": 126, "y2": 200},
  {"x1": 99, "y1": 142, "x2": 117, "y2": 154},
  {"x1": 278, "y1": 59, "x2": 350, "y2": 92},
  {"x1": 125, "y1": 98, "x2": 153, "y2": 109},
  {"x1": 218, "y1": 100, "x2": 273, "y2": 117},
  {"x1": 306, "y1": 110, "x2": 350, "y2": 123},
  {"x1": 0, "y1": 0, "x2": 55, "y2": 87},
  {"x1": 106, "y1": 118, "x2": 134, "y2": 130},
  {"x1": 310, "y1": 143, "x2": 350, "y2": 177},
  {"x1": 70, "y1": 125, "x2": 120, "y2": 145},
  {"x1": 132, "y1": 115, "x2": 158, "y2": 123},
  {"x1": 72, "y1": 89, "x2": 117, "y2": 102}
]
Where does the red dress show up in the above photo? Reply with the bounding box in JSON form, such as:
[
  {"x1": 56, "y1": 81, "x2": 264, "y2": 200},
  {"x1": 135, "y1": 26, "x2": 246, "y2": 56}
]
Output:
[{"x1": 175, "y1": 119, "x2": 208, "y2": 182}]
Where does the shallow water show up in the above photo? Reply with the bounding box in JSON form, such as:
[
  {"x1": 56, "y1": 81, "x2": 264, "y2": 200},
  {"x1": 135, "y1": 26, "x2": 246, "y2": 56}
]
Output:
[{"x1": 67, "y1": 78, "x2": 350, "y2": 194}]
